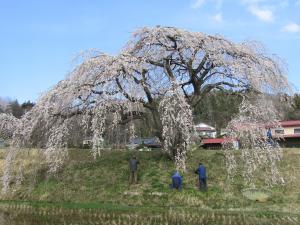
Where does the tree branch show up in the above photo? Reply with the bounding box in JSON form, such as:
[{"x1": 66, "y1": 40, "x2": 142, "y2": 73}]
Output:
[
  {"x1": 163, "y1": 58, "x2": 175, "y2": 81},
  {"x1": 115, "y1": 77, "x2": 145, "y2": 104},
  {"x1": 194, "y1": 54, "x2": 208, "y2": 74}
]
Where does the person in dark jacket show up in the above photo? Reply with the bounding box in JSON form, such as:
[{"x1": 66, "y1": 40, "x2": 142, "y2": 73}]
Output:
[
  {"x1": 171, "y1": 171, "x2": 183, "y2": 191},
  {"x1": 195, "y1": 163, "x2": 207, "y2": 191},
  {"x1": 129, "y1": 155, "x2": 139, "y2": 184},
  {"x1": 267, "y1": 128, "x2": 275, "y2": 146}
]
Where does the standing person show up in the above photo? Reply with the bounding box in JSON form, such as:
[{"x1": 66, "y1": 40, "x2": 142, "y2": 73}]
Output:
[
  {"x1": 129, "y1": 155, "x2": 139, "y2": 184},
  {"x1": 267, "y1": 128, "x2": 274, "y2": 146},
  {"x1": 171, "y1": 171, "x2": 183, "y2": 191},
  {"x1": 195, "y1": 163, "x2": 207, "y2": 191}
]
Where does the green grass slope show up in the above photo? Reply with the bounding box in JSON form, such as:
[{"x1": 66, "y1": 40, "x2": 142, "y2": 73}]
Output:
[{"x1": 0, "y1": 147, "x2": 299, "y2": 214}]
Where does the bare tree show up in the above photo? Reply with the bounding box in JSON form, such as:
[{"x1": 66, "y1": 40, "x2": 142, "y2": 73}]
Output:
[{"x1": 0, "y1": 97, "x2": 9, "y2": 113}]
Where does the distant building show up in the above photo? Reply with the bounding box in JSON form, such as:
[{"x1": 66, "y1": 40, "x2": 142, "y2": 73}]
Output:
[
  {"x1": 201, "y1": 138, "x2": 225, "y2": 149},
  {"x1": 82, "y1": 139, "x2": 93, "y2": 148},
  {"x1": 194, "y1": 123, "x2": 217, "y2": 138},
  {"x1": 220, "y1": 129, "x2": 228, "y2": 136},
  {"x1": 271, "y1": 120, "x2": 300, "y2": 147},
  {"x1": 201, "y1": 137, "x2": 239, "y2": 150},
  {"x1": 201, "y1": 120, "x2": 300, "y2": 149},
  {"x1": 126, "y1": 137, "x2": 161, "y2": 149},
  {"x1": 271, "y1": 120, "x2": 300, "y2": 137}
]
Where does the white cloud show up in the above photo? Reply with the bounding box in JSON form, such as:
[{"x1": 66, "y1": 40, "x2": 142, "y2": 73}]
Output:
[
  {"x1": 241, "y1": 0, "x2": 288, "y2": 22},
  {"x1": 248, "y1": 5, "x2": 274, "y2": 22},
  {"x1": 281, "y1": 22, "x2": 300, "y2": 33},
  {"x1": 212, "y1": 13, "x2": 223, "y2": 22},
  {"x1": 191, "y1": 0, "x2": 206, "y2": 9}
]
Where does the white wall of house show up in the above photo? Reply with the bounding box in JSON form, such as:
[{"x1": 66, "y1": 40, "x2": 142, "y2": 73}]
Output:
[
  {"x1": 197, "y1": 130, "x2": 217, "y2": 138},
  {"x1": 194, "y1": 123, "x2": 217, "y2": 138},
  {"x1": 271, "y1": 126, "x2": 300, "y2": 136}
]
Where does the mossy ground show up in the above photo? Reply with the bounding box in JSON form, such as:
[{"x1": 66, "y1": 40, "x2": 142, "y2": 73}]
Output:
[{"x1": 0, "y1": 147, "x2": 299, "y2": 215}]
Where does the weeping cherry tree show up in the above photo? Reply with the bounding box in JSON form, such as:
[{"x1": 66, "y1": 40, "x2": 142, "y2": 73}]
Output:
[{"x1": 0, "y1": 26, "x2": 290, "y2": 192}]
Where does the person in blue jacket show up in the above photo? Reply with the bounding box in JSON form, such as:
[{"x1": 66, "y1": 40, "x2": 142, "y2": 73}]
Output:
[
  {"x1": 171, "y1": 171, "x2": 182, "y2": 191},
  {"x1": 195, "y1": 163, "x2": 207, "y2": 191},
  {"x1": 267, "y1": 128, "x2": 275, "y2": 146}
]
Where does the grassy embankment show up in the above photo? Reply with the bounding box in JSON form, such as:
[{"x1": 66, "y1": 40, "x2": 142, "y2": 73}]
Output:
[{"x1": 0, "y1": 147, "x2": 299, "y2": 215}]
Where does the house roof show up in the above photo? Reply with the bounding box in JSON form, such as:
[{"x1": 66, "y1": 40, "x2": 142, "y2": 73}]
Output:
[
  {"x1": 280, "y1": 120, "x2": 300, "y2": 127},
  {"x1": 196, "y1": 127, "x2": 216, "y2": 131},
  {"x1": 202, "y1": 134, "x2": 300, "y2": 146},
  {"x1": 229, "y1": 120, "x2": 300, "y2": 131},
  {"x1": 195, "y1": 123, "x2": 216, "y2": 131},
  {"x1": 202, "y1": 138, "x2": 225, "y2": 144},
  {"x1": 282, "y1": 134, "x2": 300, "y2": 138}
]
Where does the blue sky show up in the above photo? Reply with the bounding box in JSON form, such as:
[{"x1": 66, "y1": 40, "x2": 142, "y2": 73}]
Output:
[{"x1": 0, "y1": 0, "x2": 299, "y2": 102}]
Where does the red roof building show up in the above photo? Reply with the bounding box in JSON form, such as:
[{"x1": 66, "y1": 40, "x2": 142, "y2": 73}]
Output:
[{"x1": 201, "y1": 120, "x2": 300, "y2": 149}]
